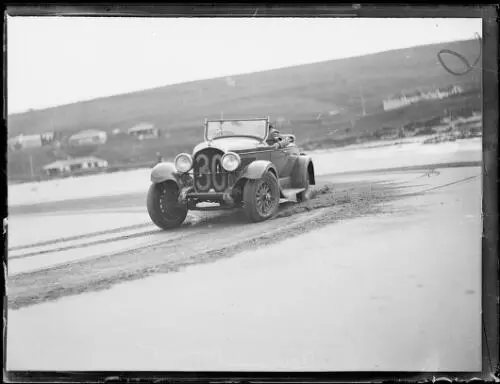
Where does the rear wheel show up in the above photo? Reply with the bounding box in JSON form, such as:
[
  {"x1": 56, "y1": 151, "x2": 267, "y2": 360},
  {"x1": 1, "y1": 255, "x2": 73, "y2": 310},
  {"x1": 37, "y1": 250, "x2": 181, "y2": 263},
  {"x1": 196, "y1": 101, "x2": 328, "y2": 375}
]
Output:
[
  {"x1": 296, "y1": 176, "x2": 312, "y2": 202},
  {"x1": 297, "y1": 163, "x2": 313, "y2": 202},
  {"x1": 243, "y1": 172, "x2": 280, "y2": 222},
  {"x1": 147, "y1": 182, "x2": 188, "y2": 230}
]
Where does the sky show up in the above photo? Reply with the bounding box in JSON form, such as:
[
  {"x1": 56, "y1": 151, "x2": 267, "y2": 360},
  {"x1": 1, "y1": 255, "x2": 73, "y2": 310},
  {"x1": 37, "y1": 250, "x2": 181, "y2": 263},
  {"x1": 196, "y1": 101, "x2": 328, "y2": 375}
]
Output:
[{"x1": 7, "y1": 17, "x2": 482, "y2": 114}]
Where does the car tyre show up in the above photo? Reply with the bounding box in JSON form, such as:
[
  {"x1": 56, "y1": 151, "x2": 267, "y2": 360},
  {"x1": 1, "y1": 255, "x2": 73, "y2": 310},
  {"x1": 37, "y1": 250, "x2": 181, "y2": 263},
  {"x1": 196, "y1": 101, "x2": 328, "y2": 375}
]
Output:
[
  {"x1": 296, "y1": 174, "x2": 312, "y2": 202},
  {"x1": 147, "y1": 181, "x2": 188, "y2": 230},
  {"x1": 243, "y1": 172, "x2": 280, "y2": 222}
]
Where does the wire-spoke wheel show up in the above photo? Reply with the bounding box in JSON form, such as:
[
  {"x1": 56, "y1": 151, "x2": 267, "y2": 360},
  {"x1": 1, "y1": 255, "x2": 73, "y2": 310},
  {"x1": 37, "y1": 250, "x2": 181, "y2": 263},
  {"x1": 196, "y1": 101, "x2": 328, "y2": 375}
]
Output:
[
  {"x1": 147, "y1": 181, "x2": 188, "y2": 230},
  {"x1": 243, "y1": 172, "x2": 280, "y2": 222}
]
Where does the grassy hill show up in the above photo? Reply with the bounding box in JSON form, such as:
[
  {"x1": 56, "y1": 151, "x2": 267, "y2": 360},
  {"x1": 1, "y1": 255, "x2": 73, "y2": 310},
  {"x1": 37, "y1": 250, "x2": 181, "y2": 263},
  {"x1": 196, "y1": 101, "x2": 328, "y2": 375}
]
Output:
[{"x1": 7, "y1": 38, "x2": 482, "y2": 181}]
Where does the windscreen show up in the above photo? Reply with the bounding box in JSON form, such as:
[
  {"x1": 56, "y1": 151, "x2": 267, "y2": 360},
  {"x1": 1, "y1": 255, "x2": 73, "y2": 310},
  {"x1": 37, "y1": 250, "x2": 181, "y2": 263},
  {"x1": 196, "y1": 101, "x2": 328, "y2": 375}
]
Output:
[{"x1": 206, "y1": 119, "x2": 268, "y2": 140}]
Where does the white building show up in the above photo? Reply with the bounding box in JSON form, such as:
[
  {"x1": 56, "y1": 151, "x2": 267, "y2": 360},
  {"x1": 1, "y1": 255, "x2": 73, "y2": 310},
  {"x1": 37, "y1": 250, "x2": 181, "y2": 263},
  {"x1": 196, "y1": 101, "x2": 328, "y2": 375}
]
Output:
[
  {"x1": 128, "y1": 123, "x2": 159, "y2": 140},
  {"x1": 68, "y1": 129, "x2": 108, "y2": 146},
  {"x1": 440, "y1": 85, "x2": 463, "y2": 97},
  {"x1": 40, "y1": 131, "x2": 57, "y2": 145},
  {"x1": 43, "y1": 156, "x2": 108, "y2": 176},
  {"x1": 8, "y1": 134, "x2": 43, "y2": 150},
  {"x1": 384, "y1": 84, "x2": 464, "y2": 111},
  {"x1": 383, "y1": 95, "x2": 411, "y2": 111},
  {"x1": 403, "y1": 90, "x2": 423, "y2": 103}
]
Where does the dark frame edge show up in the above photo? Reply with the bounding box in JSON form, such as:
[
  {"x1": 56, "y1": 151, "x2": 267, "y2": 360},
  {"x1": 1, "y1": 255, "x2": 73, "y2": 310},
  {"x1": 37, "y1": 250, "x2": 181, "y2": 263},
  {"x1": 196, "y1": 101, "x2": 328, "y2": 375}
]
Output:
[
  {"x1": 481, "y1": 3, "x2": 500, "y2": 381},
  {"x1": 2, "y1": 3, "x2": 499, "y2": 383},
  {"x1": 2, "y1": 4, "x2": 487, "y2": 18}
]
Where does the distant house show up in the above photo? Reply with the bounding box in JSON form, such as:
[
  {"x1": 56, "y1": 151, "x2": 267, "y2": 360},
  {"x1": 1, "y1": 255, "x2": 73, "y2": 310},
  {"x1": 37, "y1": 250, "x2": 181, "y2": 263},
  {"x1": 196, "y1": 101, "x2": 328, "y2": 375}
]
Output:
[
  {"x1": 68, "y1": 129, "x2": 107, "y2": 146},
  {"x1": 422, "y1": 89, "x2": 442, "y2": 100},
  {"x1": 8, "y1": 134, "x2": 43, "y2": 150},
  {"x1": 128, "y1": 123, "x2": 160, "y2": 140},
  {"x1": 440, "y1": 84, "x2": 463, "y2": 97},
  {"x1": 383, "y1": 95, "x2": 410, "y2": 111},
  {"x1": 42, "y1": 156, "x2": 108, "y2": 176},
  {"x1": 40, "y1": 131, "x2": 57, "y2": 146},
  {"x1": 423, "y1": 85, "x2": 462, "y2": 101},
  {"x1": 444, "y1": 112, "x2": 482, "y2": 126},
  {"x1": 403, "y1": 90, "x2": 423, "y2": 103},
  {"x1": 383, "y1": 84, "x2": 463, "y2": 111}
]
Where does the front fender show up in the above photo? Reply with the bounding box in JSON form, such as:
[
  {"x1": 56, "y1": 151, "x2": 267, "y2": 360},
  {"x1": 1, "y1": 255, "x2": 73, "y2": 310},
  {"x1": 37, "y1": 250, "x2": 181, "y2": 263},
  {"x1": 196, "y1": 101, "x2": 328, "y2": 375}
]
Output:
[
  {"x1": 238, "y1": 160, "x2": 278, "y2": 180},
  {"x1": 150, "y1": 162, "x2": 184, "y2": 185}
]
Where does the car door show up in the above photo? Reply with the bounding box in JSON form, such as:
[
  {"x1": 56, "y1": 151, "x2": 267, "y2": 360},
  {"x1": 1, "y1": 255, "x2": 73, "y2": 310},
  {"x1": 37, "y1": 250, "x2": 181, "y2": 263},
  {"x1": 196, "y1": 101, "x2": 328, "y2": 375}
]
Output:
[
  {"x1": 279, "y1": 144, "x2": 300, "y2": 178},
  {"x1": 270, "y1": 143, "x2": 299, "y2": 180},
  {"x1": 271, "y1": 146, "x2": 288, "y2": 178}
]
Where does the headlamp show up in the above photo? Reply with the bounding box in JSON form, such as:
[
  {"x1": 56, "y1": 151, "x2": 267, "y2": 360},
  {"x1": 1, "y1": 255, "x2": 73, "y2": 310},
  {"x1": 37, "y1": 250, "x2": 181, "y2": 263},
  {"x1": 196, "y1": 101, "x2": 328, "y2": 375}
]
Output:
[
  {"x1": 174, "y1": 153, "x2": 193, "y2": 173},
  {"x1": 221, "y1": 152, "x2": 241, "y2": 172}
]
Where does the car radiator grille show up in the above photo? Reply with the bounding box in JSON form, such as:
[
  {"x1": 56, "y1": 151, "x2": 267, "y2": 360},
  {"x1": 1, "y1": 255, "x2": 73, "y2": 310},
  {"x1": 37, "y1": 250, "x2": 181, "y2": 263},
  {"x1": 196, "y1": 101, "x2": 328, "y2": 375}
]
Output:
[{"x1": 193, "y1": 148, "x2": 229, "y2": 193}]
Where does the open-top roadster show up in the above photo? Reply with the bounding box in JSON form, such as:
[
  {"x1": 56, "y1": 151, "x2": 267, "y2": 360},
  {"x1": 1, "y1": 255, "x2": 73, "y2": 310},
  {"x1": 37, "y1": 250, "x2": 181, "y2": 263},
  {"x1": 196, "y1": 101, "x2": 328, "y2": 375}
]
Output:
[{"x1": 147, "y1": 117, "x2": 315, "y2": 229}]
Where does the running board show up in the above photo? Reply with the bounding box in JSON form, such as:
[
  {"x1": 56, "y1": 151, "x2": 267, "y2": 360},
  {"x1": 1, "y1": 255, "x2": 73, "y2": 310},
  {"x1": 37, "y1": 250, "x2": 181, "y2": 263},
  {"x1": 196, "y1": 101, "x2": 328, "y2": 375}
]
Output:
[{"x1": 281, "y1": 188, "x2": 305, "y2": 201}]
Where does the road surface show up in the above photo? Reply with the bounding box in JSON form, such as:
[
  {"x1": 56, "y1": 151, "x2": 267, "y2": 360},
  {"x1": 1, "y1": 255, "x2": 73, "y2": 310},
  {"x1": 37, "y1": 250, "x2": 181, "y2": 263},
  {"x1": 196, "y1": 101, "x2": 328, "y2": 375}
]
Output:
[{"x1": 6, "y1": 138, "x2": 482, "y2": 372}]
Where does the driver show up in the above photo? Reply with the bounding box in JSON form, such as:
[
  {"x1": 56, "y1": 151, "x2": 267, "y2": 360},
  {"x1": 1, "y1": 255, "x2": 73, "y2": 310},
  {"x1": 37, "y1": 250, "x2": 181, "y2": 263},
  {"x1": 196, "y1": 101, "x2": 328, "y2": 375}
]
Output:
[{"x1": 267, "y1": 123, "x2": 290, "y2": 149}]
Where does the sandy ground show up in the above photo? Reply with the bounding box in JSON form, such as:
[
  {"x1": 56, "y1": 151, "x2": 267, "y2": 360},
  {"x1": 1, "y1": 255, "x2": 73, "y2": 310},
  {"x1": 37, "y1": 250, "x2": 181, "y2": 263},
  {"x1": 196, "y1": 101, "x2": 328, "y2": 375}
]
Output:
[
  {"x1": 6, "y1": 166, "x2": 482, "y2": 372},
  {"x1": 7, "y1": 170, "x2": 415, "y2": 276},
  {"x1": 8, "y1": 210, "x2": 150, "y2": 249},
  {"x1": 5, "y1": 138, "x2": 483, "y2": 372}
]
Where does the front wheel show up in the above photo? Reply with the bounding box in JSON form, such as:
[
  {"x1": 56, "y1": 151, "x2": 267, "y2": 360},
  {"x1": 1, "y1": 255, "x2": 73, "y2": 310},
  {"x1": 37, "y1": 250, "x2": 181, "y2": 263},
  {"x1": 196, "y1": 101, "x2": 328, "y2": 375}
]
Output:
[
  {"x1": 243, "y1": 172, "x2": 280, "y2": 222},
  {"x1": 147, "y1": 182, "x2": 188, "y2": 230}
]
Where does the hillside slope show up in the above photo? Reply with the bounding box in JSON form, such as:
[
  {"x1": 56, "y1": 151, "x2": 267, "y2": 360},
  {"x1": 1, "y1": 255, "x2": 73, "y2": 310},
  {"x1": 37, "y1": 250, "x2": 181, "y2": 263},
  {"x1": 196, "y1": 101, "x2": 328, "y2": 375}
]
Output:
[
  {"x1": 7, "y1": 38, "x2": 482, "y2": 181},
  {"x1": 8, "y1": 39, "x2": 481, "y2": 137}
]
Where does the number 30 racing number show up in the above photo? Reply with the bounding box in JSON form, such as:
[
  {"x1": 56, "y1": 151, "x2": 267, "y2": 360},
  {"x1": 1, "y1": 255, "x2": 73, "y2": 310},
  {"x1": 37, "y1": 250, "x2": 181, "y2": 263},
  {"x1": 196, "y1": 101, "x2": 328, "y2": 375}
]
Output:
[{"x1": 195, "y1": 153, "x2": 227, "y2": 192}]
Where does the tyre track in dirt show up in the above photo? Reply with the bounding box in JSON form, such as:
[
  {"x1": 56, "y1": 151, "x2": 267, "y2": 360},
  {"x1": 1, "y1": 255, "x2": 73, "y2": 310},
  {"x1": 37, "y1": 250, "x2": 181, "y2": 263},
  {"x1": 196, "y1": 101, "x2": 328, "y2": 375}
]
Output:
[
  {"x1": 7, "y1": 210, "x2": 248, "y2": 276},
  {"x1": 8, "y1": 222, "x2": 153, "y2": 252},
  {"x1": 9, "y1": 210, "x2": 217, "y2": 254},
  {"x1": 6, "y1": 168, "x2": 429, "y2": 255},
  {"x1": 8, "y1": 212, "x2": 221, "y2": 260},
  {"x1": 8, "y1": 179, "x2": 406, "y2": 310}
]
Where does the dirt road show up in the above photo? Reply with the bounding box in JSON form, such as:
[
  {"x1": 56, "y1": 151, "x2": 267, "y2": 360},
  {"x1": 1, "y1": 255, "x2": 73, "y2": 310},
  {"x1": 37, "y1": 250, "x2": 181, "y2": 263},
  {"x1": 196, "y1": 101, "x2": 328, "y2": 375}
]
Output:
[
  {"x1": 8, "y1": 174, "x2": 398, "y2": 308},
  {"x1": 6, "y1": 164, "x2": 482, "y2": 371},
  {"x1": 6, "y1": 138, "x2": 483, "y2": 372}
]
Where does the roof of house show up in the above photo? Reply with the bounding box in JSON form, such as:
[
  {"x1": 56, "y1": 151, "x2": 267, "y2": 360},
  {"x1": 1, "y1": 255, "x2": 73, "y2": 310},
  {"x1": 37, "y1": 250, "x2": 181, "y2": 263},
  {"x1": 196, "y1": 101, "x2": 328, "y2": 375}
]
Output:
[
  {"x1": 128, "y1": 123, "x2": 155, "y2": 133},
  {"x1": 43, "y1": 156, "x2": 107, "y2": 170},
  {"x1": 69, "y1": 129, "x2": 106, "y2": 140},
  {"x1": 11, "y1": 134, "x2": 42, "y2": 142}
]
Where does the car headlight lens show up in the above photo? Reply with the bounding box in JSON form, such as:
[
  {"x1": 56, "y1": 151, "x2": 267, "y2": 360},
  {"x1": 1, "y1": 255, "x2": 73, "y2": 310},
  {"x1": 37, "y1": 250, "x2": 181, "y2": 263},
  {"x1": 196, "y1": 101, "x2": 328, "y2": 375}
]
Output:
[
  {"x1": 174, "y1": 153, "x2": 193, "y2": 173},
  {"x1": 221, "y1": 152, "x2": 241, "y2": 172}
]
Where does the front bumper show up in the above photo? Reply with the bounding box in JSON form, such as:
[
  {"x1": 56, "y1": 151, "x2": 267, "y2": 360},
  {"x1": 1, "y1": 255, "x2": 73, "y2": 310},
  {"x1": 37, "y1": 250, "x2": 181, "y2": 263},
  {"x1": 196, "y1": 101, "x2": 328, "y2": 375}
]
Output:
[{"x1": 178, "y1": 186, "x2": 237, "y2": 210}]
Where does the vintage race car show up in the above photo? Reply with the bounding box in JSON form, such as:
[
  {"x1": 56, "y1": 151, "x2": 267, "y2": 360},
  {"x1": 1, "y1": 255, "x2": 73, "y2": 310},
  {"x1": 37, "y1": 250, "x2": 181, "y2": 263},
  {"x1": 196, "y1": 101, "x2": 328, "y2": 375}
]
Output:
[{"x1": 147, "y1": 117, "x2": 315, "y2": 229}]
